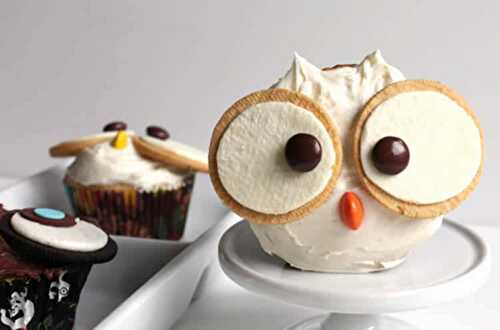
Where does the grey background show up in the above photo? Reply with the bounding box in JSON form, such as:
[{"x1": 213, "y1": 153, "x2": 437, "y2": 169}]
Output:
[{"x1": 0, "y1": 1, "x2": 497, "y2": 224}]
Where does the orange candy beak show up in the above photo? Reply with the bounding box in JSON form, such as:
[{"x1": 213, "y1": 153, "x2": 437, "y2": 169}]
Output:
[{"x1": 339, "y1": 192, "x2": 364, "y2": 230}]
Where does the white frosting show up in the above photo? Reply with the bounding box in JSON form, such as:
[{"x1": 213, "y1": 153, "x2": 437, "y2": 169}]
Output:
[
  {"x1": 11, "y1": 212, "x2": 108, "y2": 252},
  {"x1": 142, "y1": 137, "x2": 208, "y2": 165},
  {"x1": 217, "y1": 101, "x2": 336, "y2": 214},
  {"x1": 67, "y1": 136, "x2": 187, "y2": 191},
  {"x1": 248, "y1": 51, "x2": 443, "y2": 272},
  {"x1": 277, "y1": 51, "x2": 405, "y2": 145},
  {"x1": 251, "y1": 188, "x2": 442, "y2": 272},
  {"x1": 361, "y1": 91, "x2": 482, "y2": 204}
]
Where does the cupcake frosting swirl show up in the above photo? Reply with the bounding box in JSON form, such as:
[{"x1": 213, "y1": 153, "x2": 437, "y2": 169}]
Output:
[{"x1": 66, "y1": 136, "x2": 186, "y2": 191}]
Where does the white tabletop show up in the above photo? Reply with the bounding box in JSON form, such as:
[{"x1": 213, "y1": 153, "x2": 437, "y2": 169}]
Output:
[{"x1": 173, "y1": 225, "x2": 499, "y2": 330}]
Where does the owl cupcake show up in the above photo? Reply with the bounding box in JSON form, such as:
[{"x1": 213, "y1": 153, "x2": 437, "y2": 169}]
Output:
[
  {"x1": 209, "y1": 51, "x2": 483, "y2": 273},
  {"x1": 0, "y1": 205, "x2": 117, "y2": 329},
  {"x1": 49, "y1": 122, "x2": 208, "y2": 240}
]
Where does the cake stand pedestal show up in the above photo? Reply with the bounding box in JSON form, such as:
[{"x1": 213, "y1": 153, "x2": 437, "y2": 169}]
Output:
[{"x1": 219, "y1": 220, "x2": 490, "y2": 330}]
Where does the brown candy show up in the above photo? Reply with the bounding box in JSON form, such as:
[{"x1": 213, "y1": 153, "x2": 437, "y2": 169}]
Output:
[
  {"x1": 371, "y1": 136, "x2": 410, "y2": 175},
  {"x1": 146, "y1": 125, "x2": 170, "y2": 140},
  {"x1": 103, "y1": 121, "x2": 127, "y2": 132},
  {"x1": 285, "y1": 133, "x2": 322, "y2": 172}
]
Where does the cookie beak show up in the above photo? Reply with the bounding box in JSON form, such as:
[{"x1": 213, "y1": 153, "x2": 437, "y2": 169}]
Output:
[
  {"x1": 339, "y1": 192, "x2": 364, "y2": 230},
  {"x1": 111, "y1": 131, "x2": 128, "y2": 150}
]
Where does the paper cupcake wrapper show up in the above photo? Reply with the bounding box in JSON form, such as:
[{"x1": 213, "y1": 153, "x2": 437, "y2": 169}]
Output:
[
  {"x1": 0, "y1": 265, "x2": 91, "y2": 330},
  {"x1": 64, "y1": 176, "x2": 194, "y2": 240}
]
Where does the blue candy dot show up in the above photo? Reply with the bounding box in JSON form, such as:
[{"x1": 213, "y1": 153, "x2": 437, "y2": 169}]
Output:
[{"x1": 34, "y1": 208, "x2": 65, "y2": 220}]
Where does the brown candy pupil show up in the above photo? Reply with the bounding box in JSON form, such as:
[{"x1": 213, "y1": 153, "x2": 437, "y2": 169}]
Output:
[
  {"x1": 103, "y1": 121, "x2": 127, "y2": 132},
  {"x1": 371, "y1": 136, "x2": 410, "y2": 175},
  {"x1": 146, "y1": 125, "x2": 170, "y2": 140},
  {"x1": 285, "y1": 133, "x2": 322, "y2": 172}
]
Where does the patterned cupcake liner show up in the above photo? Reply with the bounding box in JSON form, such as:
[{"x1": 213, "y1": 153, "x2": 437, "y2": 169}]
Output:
[
  {"x1": 64, "y1": 175, "x2": 194, "y2": 240},
  {"x1": 0, "y1": 265, "x2": 91, "y2": 330}
]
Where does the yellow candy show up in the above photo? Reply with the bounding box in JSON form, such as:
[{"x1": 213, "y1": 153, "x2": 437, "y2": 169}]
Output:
[{"x1": 111, "y1": 131, "x2": 128, "y2": 149}]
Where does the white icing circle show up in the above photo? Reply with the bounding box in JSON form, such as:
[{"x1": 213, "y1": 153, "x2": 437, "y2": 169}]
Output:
[
  {"x1": 360, "y1": 91, "x2": 482, "y2": 204},
  {"x1": 11, "y1": 213, "x2": 108, "y2": 252},
  {"x1": 217, "y1": 101, "x2": 336, "y2": 214}
]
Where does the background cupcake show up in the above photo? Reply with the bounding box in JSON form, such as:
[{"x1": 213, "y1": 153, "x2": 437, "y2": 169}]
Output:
[
  {"x1": 0, "y1": 205, "x2": 117, "y2": 329},
  {"x1": 49, "y1": 122, "x2": 208, "y2": 240}
]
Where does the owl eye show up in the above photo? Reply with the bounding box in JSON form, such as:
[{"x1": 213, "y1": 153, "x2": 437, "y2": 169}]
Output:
[
  {"x1": 353, "y1": 80, "x2": 483, "y2": 218},
  {"x1": 285, "y1": 133, "x2": 322, "y2": 172},
  {"x1": 209, "y1": 88, "x2": 342, "y2": 224},
  {"x1": 371, "y1": 136, "x2": 410, "y2": 175}
]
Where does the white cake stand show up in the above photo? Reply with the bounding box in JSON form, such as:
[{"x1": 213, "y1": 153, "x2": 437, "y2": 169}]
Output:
[{"x1": 219, "y1": 220, "x2": 490, "y2": 330}]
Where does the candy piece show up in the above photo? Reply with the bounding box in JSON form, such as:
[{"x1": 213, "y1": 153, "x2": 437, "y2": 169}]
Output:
[
  {"x1": 339, "y1": 192, "x2": 364, "y2": 230},
  {"x1": 285, "y1": 133, "x2": 322, "y2": 172},
  {"x1": 33, "y1": 208, "x2": 65, "y2": 220},
  {"x1": 21, "y1": 208, "x2": 76, "y2": 227},
  {"x1": 371, "y1": 136, "x2": 410, "y2": 175},
  {"x1": 111, "y1": 131, "x2": 128, "y2": 149},
  {"x1": 146, "y1": 125, "x2": 170, "y2": 140},
  {"x1": 103, "y1": 121, "x2": 127, "y2": 132}
]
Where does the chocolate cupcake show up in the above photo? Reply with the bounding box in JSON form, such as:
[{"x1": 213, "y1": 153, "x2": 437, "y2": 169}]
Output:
[
  {"x1": 49, "y1": 123, "x2": 208, "y2": 240},
  {"x1": 0, "y1": 205, "x2": 117, "y2": 329}
]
